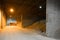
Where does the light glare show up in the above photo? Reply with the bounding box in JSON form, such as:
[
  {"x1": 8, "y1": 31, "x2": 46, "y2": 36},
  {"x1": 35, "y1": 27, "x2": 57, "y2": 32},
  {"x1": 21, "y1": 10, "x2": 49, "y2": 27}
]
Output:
[
  {"x1": 10, "y1": 8, "x2": 14, "y2": 13},
  {"x1": 39, "y1": 6, "x2": 42, "y2": 8}
]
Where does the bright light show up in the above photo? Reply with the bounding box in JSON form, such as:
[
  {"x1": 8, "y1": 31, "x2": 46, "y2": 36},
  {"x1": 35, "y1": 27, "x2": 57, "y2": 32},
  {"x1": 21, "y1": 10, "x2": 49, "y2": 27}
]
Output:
[
  {"x1": 0, "y1": 10, "x2": 1, "y2": 20},
  {"x1": 0, "y1": 10, "x2": 1, "y2": 27},
  {"x1": 10, "y1": 8, "x2": 14, "y2": 13},
  {"x1": 39, "y1": 6, "x2": 42, "y2": 8},
  {"x1": 0, "y1": 10, "x2": 6, "y2": 29}
]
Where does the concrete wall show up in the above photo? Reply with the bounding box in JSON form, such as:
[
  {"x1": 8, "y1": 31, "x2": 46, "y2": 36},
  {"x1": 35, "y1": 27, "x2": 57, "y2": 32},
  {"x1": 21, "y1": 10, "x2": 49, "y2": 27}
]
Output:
[
  {"x1": 0, "y1": 10, "x2": 6, "y2": 29},
  {"x1": 0, "y1": 10, "x2": 2, "y2": 29},
  {"x1": 46, "y1": 0, "x2": 60, "y2": 39},
  {"x1": 2, "y1": 15, "x2": 6, "y2": 28}
]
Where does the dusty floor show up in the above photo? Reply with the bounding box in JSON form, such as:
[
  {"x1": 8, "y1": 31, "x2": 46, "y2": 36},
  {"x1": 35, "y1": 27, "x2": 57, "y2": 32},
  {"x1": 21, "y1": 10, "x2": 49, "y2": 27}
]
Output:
[{"x1": 0, "y1": 26, "x2": 57, "y2": 40}]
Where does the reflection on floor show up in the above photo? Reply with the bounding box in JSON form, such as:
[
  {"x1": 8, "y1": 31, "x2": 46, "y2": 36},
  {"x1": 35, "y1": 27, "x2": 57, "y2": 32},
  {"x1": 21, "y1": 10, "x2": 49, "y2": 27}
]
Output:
[{"x1": 0, "y1": 22, "x2": 57, "y2": 40}]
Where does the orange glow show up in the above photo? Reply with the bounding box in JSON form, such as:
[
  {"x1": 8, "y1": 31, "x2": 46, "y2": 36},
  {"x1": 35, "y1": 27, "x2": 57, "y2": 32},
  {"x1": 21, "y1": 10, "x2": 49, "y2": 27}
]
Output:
[
  {"x1": 10, "y1": 8, "x2": 14, "y2": 13},
  {"x1": 0, "y1": 10, "x2": 6, "y2": 29},
  {"x1": 1, "y1": 26, "x2": 20, "y2": 33},
  {"x1": 0, "y1": 10, "x2": 1, "y2": 28},
  {"x1": 1, "y1": 22, "x2": 22, "y2": 33}
]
